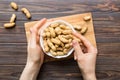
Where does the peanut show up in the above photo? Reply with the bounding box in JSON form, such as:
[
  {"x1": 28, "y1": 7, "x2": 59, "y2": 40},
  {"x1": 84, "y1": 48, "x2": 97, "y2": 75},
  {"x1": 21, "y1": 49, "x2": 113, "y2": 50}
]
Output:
[
  {"x1": 49, "y1": 27, "x2": 56, "y2": 37},
  {"x1": 47, "y1": 39, "x2": 56, "y2": 51},
  {"x1": 4, "y1": 22, "x2": 15, "y2": 28},
  {"x1": 55, "y1": 37, "x2": 64, "y2": 47},
  {"x1": 58, "y1": 35, "x2": 69, "y2": 43},
  {"x1": 68, "y1": 39, "x2": 73, "y2": 43},
  {"x1": 56, "y1": 47, "x2": 63, "y2": 51},
  {"x1": 51, "y1": 38, "x2": 61, "y2": 45},
  {"x1": 10, "y1": 2, "x2": 18, "y2": 10},
  {"x1": 46, "y1": 32, "x2": 51, "y2": 37},
  {"x1": 63, "y1": 49, "x2": 68, "y2": 54},
  {"x1": 10, "y1": 14, "x2": 16, "y2": 23},
  {"x1": 59, "y1": 24, "x2": 70, "y2": 30},
  {"x1": 50, "y1": 22, "x2": 59, "y2": 28},
  {"x1": 65, "y1": 43, "x2": 71, "y2": 48},
  {"x1": 21, "y1": 8, "x2": 31, "y2": 19},
  {"x1": 72, "y1": 36, "x2": 81, "y2": 43},
  {"x1": 80, "y1": 26, "x2": 88, "y2": 35},
  {"x1": 44, "y1": 28, "x2": 49, "y2": 32},
  {"x1": 50, "y1": 50, "x2": 57, "y2": 56},
  {"x1": 55, "y1": 27, "x2": 62, "y2": 35},
  {"x1": 42, "y1": 33, "x2": 46, "y2": 38},
  {"x1": 62, "y1": 35, "x2": 73, "y2": 39},
  {"x1": 43, "y1": 40, "x2": 49, "y2": 52},
  {"x1": 73, "y1": 24, "x2": 82, "y2": 31},
  {"x1": 60, "y1": 42, "x2": 64, "y2": 47},
  {"x1": 83, "y1": 16, "x2": 91, "y2": 21},
  {"x1": 62, "y1": 30, "x2": 72, "y2": 35},
  {"x1": 55, "y1": 44, "x2": 59, "y2": 48},
  {"x1": 57, "y1": 51, "x2": 64, "y2": 56}
]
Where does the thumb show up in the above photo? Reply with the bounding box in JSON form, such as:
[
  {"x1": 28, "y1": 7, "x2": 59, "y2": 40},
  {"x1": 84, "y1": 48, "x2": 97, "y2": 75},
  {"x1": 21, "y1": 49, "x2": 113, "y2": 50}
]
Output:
[
  {"x1": 72, "y1": 40, "x2": 83, "y2": 59},
  {"x1": 29, "y1": 28, "x2": 37, "y2": 46}
]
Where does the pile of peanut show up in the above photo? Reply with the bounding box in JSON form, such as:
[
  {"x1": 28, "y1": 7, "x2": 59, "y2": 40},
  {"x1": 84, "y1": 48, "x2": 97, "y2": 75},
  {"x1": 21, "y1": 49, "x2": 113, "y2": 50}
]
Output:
[{"x1": 42, "y1": 22, "x2": 81, "y2": 56}]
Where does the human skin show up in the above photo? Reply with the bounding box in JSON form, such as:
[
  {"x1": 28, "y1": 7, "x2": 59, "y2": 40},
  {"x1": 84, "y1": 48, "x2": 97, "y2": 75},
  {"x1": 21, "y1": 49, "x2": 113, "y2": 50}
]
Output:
[
  {"x1": 72, "y1": 32, "x2": 98, "y2": 80},
  {"x1": 20, "y1": 18, "x2": 47, "y2": 80}
]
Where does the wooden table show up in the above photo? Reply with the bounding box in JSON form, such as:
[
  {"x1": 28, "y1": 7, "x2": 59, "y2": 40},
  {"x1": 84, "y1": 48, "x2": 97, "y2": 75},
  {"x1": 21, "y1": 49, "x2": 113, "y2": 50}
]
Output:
[{"x1": 0, "y1": 0, "x2": 120, "y2": 80}]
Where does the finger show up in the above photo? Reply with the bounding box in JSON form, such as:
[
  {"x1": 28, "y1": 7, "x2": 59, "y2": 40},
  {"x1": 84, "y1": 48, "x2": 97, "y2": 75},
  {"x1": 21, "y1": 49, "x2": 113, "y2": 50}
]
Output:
[
  {"x1": 74, "y1": 52, "x2": 77, "y2": 60},
  {"x1": 38, "y1": 19, "x2": 54, "y2": 36},
  {"x1": 47, "y1": 19, "x2": 54, "y2": 22},
  {"x1": 33, "y1": 18, "x2": 47, "y2": 31},
  {"x1": 36, "y1": 36, "x2": 40, "y2": 44},
  {"x1": 72, "y1": 32, "x2": 94, "y2": 53},
  {"x1": 72, "y1": 40, "x2": 83, "y2": 58}
]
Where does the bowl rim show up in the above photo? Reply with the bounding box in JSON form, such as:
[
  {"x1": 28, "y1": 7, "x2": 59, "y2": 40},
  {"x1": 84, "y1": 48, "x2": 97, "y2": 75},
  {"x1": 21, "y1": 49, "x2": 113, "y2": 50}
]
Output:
[{"x1": 40, "y1": 20, "x2": 75, "y2": 58}]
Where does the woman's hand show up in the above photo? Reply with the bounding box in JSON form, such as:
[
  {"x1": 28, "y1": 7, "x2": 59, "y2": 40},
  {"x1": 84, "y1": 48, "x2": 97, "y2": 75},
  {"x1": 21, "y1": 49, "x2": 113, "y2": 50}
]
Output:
[
  {"x1": 27, "y1": 18, "x2": 47, "y2": 65},
  {"x1": 72, "y1": 32, "x2": 98, "y2": 80},
  {"x1": 20, "y1": 18, "x2": 47, "y2": 80}
]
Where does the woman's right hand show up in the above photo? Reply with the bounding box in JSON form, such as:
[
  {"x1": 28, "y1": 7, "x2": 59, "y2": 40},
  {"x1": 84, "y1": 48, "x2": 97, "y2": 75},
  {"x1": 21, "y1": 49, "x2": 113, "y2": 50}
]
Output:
[{"x1": 72, "y1": 32, "x2": 98, "y2": 80}]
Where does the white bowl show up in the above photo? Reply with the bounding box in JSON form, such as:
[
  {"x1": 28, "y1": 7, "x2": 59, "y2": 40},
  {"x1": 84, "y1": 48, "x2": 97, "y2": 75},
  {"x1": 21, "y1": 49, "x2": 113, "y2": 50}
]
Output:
[{"x1": 40, "y1": 20, "x2": 75, "y2": 58}]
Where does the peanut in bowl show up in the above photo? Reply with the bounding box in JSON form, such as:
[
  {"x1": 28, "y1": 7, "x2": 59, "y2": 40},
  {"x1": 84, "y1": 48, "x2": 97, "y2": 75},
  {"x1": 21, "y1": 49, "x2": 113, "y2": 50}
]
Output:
[{"x1": 40, "y1": 20, "x2": 76, "y2": 58}]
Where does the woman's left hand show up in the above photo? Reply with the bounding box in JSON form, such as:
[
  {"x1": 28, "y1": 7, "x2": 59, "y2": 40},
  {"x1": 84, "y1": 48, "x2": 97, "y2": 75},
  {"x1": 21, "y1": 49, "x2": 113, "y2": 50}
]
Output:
[{"x1": 27, "y1": 18, "x2": 47, "y2": 66}]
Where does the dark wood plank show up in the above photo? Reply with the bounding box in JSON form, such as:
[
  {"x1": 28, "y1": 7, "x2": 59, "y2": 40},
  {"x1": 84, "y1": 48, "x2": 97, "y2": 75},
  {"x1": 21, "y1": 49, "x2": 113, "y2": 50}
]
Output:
[{"x1": 0, "y1": 64, "x2": 120, "y2": 80}]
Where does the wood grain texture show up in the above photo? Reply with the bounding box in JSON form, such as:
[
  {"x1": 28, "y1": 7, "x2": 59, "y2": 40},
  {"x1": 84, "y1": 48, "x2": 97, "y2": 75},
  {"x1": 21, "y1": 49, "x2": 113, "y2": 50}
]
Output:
[{"x1": 0, "y1": 0, "x2": 120, "y2": 80}]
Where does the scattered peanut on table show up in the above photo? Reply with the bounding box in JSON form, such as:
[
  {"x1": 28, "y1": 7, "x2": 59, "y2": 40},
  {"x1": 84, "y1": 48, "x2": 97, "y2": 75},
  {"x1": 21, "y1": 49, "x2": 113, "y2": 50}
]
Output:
[
  {"x1": 4, "y1": 2, "x2": 32, "y2": 29},
  {"x1": 73, "y1": 15, "x2": 91, "y2": 35},
  {"x1": 73, "y1": 24, "x2": 82, "y2": 31},
  {"x1": 80, "y1": 25, "x2": 88, "y2": 34},
  {"x1": 4, "y1": 13, "x2": 16, "y2": 28},
  {"x1": 83, "y1": 16, "x2": 91, "y2": 21},
  {"x1": 10, "y1": 2, "x2": 18, "y2": 10},
  {"x1": 4, "y1": 23, "x2": 15, "y2": 28},
  {"x1": 21, "y1": 8, "x2": 31, "y2": 19},
  {"x1": 10, "y1": 14, "x2": 16, "y2": 23}
]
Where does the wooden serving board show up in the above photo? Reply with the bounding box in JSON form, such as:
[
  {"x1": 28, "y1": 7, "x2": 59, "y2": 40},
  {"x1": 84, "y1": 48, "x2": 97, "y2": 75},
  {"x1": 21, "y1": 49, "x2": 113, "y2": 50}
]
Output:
[{"x1": 24, "y1": 13, "x2": 97, "y2": 62}]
